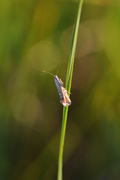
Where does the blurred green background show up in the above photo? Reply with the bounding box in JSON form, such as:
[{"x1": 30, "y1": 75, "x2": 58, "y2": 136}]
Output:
[{"x1": 1, "y1": 0, "x2": 120, "y2": 179}]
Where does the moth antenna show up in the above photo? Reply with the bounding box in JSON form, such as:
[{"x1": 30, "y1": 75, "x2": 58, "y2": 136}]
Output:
[
  {"x1": 56, "y1": 64, "x2": 61, "y2": 76},
  {"x1": 43, "y1": 71, "x2": 54, "y2": 77}
]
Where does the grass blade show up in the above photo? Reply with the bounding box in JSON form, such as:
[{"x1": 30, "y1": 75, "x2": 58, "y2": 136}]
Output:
[{"x1": 57, "y1": 0, "x2": 84, "y2": 180}]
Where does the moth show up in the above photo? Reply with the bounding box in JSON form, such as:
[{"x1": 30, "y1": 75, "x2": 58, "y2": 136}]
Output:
[{"x1": 43, "y1": 71, "x2": 71, "y2": 106}]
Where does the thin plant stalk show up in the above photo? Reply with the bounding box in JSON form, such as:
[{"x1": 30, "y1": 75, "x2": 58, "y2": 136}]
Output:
[{"x1": 57, "y1": 0, "x2": 84, "y2": 180}]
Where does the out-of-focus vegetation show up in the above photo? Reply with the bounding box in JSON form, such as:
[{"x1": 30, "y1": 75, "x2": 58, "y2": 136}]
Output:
[{"x1": 1, "y1": 0, "x2": 120, "y2": 180}]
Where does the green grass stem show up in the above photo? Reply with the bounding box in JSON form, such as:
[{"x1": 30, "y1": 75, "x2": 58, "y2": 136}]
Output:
[{"x1": 57, "y1": 0, "x2": 84, "y2": 180}]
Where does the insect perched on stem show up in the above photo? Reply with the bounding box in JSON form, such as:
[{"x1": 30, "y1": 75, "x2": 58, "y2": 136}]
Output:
[{"x1": 43, "y1": 71, "x2": 71, "y2": 106}]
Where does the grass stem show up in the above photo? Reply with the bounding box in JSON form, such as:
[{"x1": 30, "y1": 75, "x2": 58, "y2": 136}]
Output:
[{"x1": 57, "y1": 0, "x2": 84, "y2": 180}]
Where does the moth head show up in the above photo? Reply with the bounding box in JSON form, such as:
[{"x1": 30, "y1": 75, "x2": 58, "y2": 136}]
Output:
[{"x1": 54, "y1": 75, "x2": 59, "y2": 80}]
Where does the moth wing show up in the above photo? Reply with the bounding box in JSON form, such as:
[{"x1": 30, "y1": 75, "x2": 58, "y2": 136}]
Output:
[
  {"x1": 60, "y1": 87, "x2": 71, "y2": 106},
  {"x1": 59, "y1": 78, "x2": 64, "y2": 87}
]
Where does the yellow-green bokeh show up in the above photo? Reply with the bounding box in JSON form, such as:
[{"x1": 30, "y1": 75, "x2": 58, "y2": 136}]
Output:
[{"x1": 1, "y1": 0, "x2": 120, "y2": 180}]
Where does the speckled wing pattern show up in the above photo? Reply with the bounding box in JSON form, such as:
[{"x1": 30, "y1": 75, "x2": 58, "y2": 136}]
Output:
[{"x1": 54, "y1": 75, "x2": 71, "y2": 106}]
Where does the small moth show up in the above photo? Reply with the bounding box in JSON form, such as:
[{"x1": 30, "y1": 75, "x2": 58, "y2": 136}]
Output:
[{"x1": 43, "y1": 71, "x2": 71, "y2": 106}]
